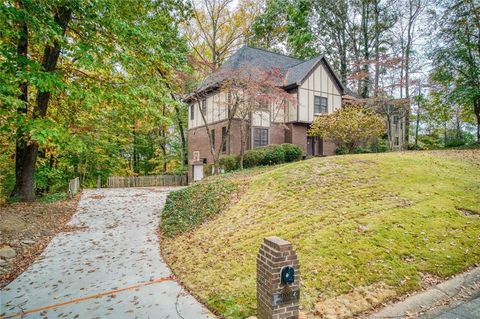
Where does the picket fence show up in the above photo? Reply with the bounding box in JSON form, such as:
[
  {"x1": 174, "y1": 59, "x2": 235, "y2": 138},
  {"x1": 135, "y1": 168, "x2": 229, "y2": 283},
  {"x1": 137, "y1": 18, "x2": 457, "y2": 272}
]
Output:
[{"x1": 106, "y1": 175, "x2": 187, "y2": 188}]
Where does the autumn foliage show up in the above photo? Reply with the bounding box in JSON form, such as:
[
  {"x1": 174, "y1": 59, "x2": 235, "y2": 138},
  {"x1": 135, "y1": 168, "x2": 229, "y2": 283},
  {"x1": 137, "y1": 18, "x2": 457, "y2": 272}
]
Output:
[{"x1": 308, "y1": 106, "x2": 385, "y2": 153}]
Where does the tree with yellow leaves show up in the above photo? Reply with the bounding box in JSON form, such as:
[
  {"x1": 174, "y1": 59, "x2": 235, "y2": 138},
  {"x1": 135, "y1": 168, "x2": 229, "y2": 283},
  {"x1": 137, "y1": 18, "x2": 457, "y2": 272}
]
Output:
[{"x1": 308, "y1": 106, "x2": 385, "y2": 154}]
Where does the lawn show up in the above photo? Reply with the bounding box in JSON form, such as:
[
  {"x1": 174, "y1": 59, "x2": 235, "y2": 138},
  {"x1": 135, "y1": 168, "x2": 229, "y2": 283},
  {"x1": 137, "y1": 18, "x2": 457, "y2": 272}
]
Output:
[{"x1": 159, "y1": 150, "x2": 480, "y2": 318}]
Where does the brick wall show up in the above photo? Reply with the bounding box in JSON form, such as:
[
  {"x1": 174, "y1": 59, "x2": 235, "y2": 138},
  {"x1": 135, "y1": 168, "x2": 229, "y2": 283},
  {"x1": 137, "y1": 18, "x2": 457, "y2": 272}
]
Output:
[
  {"x1": 257, "y1": 237, "x2": 300, "y2": 319},
  {"x1": 286, "y1": 123, "x2": 308, "y2": 154}
]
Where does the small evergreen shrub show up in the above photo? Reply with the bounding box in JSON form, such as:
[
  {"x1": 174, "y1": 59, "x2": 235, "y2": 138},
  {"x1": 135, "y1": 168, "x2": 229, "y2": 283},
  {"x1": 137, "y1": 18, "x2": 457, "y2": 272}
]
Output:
[
  {"x1": 260, "y1": 145, "x2": 285, "y2": 165},
  {"x1": 243, "y1": 148, "x2": 267, "y2": 168},
  {"x1": 220, "y1": 155, "x2": 240, "y2": 172},
  {"x1": 281, "y1": 143, "x2": 303, "y2": 162}
]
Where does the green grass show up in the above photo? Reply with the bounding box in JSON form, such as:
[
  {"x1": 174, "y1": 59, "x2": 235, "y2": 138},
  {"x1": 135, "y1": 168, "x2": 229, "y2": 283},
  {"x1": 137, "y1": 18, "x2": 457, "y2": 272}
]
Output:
[{"x1": 159, "y1": 150, "x2": 480, "y2": 318}]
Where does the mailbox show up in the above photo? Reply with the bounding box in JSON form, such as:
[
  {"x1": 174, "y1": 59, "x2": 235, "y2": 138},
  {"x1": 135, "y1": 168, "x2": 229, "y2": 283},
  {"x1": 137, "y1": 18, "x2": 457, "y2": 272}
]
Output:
[{"x1": 281, "y1": 266, "x2": 295, "y2": 285}]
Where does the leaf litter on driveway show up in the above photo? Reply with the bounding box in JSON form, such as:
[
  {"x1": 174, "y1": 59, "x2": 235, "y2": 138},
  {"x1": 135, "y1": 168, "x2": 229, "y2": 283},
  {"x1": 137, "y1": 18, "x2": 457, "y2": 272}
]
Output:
[{"x1": 1, "y1": 187, "x2": 214, "y2": 319}]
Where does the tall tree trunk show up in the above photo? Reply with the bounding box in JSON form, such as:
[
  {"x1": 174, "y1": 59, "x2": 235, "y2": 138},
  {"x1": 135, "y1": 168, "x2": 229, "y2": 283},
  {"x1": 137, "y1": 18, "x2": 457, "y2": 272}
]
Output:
[
  {"x1": 474, "y1": 97, "x2": 480, "y2": 142},
  {"x1": 404, "y1": 13, "x2": 413, "y2": 146},
  {"x1": 414, "y1": 97, "x2": 421, "y2": 147},
  {"x1": 239, "y1": 120, "x2": 246, "y2": 169},
  {"x1": 11, "y1": 4, "x2": 32, "y2": 200},
  {"x1": 160, "y1": 105, "x2": 168, "y2": 172},
  {"x1": 132, "y1": 128, "x2": 139, "y2": 173},
  {"x1": 11, "y1": 6, "x2": 71, "y2": 201},
  {"x1": 444, "y1": 122, "x2": 447, "y2": 146},
  {"x1": 173, "y1": 103, "x2": 188, "y2": 166},
  {"x1": 373, "y1": 0, "x2": 380, "y2": 96},
  {"x1": 361, "y1": 0, "x2": 370, "y2": 98}
]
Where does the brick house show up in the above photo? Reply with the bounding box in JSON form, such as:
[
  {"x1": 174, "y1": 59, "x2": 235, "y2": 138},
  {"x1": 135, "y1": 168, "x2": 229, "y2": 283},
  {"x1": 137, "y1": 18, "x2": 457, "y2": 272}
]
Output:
[{"x1": 185, "y1": 46, "x2": 347, "y2": 181}]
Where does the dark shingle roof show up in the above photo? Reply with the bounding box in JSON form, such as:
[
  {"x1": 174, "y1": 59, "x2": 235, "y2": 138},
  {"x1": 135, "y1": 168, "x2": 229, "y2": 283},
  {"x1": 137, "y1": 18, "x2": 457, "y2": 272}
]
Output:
[
  {"x1": 284, "y1": 56, "x2": 322, "y2": 86},
  {"x1": 192, "y1": 45, "x2": 344, "y2": 97}
]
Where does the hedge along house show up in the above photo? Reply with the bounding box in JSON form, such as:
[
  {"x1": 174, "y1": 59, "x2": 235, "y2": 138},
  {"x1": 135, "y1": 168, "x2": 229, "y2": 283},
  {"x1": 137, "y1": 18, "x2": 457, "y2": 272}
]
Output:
[{"x1": 185, "y1": 46, "x2": 346, "y2": 182}]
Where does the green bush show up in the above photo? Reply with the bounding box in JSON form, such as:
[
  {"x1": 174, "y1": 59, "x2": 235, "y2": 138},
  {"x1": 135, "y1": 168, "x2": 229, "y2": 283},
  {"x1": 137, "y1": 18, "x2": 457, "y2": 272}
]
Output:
[
  {"x1": 281, "y1": 143, "x2": 303, "y2": 162},
  {"x1": 160, "y1": 179, "x2": 239, "y2": 237},
  {"x1": 204, "y1": 163, "x2": 214, "y2": 177},
  {"x1": 260, "y1": 145, "x2": 285, "y2": 165},
  {"x1": 220, "y1": 155, "x2": 240, "y2": 172},
  {"x1": 244, "y1": 143, "x2": 302, "y2": 167},
  {"x1": 39, "y1": 192, "x2": 68, "y2": 203},
  {"x1": 243, "y1": 148, "x2": 267, "y2": 168}
]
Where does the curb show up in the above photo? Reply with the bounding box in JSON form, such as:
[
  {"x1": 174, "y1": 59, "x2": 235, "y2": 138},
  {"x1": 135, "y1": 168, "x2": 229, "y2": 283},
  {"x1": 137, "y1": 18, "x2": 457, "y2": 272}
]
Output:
[{"x1": 369, "y1": 266, "x2": 480, "y2": 318}]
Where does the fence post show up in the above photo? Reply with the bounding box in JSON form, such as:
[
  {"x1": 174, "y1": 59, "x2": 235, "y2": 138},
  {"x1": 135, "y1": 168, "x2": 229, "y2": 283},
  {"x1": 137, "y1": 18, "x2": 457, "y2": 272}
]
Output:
[{"x1": 257, "y1": 236, "x2": 300, "y2": 319}]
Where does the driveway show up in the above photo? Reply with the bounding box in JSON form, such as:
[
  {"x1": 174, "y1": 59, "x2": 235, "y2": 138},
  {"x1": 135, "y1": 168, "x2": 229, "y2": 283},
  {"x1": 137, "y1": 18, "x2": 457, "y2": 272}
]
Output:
[{"x1": 1, "y1": 188, "x2": 214, "y2": 319}]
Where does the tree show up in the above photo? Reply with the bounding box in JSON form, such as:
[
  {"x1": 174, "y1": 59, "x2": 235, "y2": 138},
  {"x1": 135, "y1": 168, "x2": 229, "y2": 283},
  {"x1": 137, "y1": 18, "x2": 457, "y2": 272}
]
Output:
[
  {"x1": 250, "y1": 0, "x2": 316, "y2": 59},
  {"x1": 308, "y1": 106, "x2": 385, "y2": 153},
  {"x1": 187, "y1": 0, "x2": 260, "y2": 73},
  {"x1": 1, "y1": 0, "x2": 190, "y2": 201},
  {"x1": 220, "y1": 67, "x2": 294, "y2": 168},
  {"x1": 191, "y1": 66, "x2": 294, "y2": 172},
  {"x1": 430, "y1": 0, "x2": 480, "y2": 142},
  {"x1": 366, "y1": 96, "x2": 410, "y2": 149}
]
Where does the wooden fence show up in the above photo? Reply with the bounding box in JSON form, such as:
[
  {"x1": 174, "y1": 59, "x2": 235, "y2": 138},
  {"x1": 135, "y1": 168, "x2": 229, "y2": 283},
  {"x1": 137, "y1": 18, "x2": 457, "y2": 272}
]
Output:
[
  {"x1": 106, "y1": 175, "x2": 187, "y2": 188},
  {"x1": 68, "y1": 177, "x2": 80, "y2": 197}
]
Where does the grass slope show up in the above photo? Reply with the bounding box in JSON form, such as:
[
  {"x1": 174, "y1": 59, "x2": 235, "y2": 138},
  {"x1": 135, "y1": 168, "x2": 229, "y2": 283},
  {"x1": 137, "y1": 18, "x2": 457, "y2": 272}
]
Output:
[{"x1": 160, "y1": 150, "x2": 480, "y2": 318}]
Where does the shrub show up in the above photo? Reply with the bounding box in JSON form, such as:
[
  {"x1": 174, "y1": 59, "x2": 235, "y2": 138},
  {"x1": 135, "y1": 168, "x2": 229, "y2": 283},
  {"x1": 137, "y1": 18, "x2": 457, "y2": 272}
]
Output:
[
  {"x1": 260, "y1": 145, "x2": 285, "y2": 165},
  {"x1": 281, "y1": 143, "x2": 303, "y2": 162},
  {"x1": 243, "y1": 147, "x2": 267, "y2": 168},
  {"x1": 204, "y1": 163, "x2": 214, "y2": 177},
  {"x1": 160, "y1": 179, "x2": 239, "y2": 237},
  {"x1": 220, "y1": 155, "x2": 240, "y2": 172}
]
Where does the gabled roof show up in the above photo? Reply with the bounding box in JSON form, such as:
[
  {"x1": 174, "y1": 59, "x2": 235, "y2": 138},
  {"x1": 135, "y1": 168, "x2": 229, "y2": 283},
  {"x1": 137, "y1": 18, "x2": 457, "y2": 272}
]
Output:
[
  {"x1": 284, "y1": 56, "x2": 322, "y2": 87},
  {"x1": 190, "y1": 45, "x2": 345, "y2": 100}
]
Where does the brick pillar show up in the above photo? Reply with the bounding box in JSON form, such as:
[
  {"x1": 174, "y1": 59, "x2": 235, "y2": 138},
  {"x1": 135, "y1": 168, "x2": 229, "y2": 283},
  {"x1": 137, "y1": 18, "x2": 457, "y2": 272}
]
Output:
[{"x1": 257, "y1": 236, "x2": 300, "y2": 319}]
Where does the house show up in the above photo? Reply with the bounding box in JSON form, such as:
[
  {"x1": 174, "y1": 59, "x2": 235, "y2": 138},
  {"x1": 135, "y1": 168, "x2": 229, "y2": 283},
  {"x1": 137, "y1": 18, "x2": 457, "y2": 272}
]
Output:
[{"x1": 185, "y1": 46, "x2": 346, "y2": 182}]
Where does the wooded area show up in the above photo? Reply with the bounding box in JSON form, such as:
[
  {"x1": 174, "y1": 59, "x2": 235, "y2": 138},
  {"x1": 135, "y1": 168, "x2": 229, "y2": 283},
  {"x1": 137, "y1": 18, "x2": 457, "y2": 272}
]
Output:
[{"x1": 0, "y1": 0, "x2": 479, "y2": 202}]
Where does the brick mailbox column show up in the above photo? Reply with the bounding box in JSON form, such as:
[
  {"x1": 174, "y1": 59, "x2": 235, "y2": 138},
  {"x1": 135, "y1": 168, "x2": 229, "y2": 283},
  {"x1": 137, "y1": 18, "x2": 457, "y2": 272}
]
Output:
[{"x1": 257, "y1": 236, "x2": 300, "y2": 319}]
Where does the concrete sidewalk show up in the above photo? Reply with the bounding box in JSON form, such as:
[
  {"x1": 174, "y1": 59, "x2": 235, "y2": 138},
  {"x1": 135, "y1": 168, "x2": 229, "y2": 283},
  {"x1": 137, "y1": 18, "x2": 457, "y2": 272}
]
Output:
[
  {"x1": 1, "y1": 188, "x2": 214, "y2": 319},
  {"x1": 370, "y1": 267, "x2": 480, "y2": 319},
  {"x1": 424, "y1": 293, "x2": 480, "y2": 319}
]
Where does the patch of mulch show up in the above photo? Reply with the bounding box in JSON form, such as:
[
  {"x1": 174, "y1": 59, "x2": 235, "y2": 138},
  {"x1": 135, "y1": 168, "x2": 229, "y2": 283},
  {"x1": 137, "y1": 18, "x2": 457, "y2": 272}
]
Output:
[{"x1": 0, "y1": 194, "x2": 81, "y2": 288}]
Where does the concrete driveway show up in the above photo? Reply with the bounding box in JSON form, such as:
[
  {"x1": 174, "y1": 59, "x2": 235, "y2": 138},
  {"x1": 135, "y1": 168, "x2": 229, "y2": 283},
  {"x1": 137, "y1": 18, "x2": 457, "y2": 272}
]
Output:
[{"x1": 1, "y1": 188, "x2": 214, "y2": 319}]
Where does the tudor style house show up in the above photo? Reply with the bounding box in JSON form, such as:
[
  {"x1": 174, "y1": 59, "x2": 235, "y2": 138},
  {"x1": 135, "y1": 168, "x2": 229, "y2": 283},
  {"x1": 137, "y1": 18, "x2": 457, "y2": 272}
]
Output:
[
  {"x1": 186, "y1": 46, "x2": 345, "y2": 181},
  {"x1": 185, "y1": 46, "x2": 348, "y2": 181}
]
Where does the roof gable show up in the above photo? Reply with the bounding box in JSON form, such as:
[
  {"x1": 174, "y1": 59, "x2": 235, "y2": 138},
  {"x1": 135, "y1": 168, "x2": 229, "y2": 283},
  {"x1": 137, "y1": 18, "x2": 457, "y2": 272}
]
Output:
[{"x1": 194, "y1": 46, "x2": 345, "y2": 96}]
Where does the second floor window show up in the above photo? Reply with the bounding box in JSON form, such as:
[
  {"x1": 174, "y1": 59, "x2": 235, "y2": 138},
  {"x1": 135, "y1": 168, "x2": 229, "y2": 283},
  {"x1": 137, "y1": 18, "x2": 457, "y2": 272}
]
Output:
[
  {"x1": 253, "y1": 128, "x2": 268, "y2": 148},
  {"x1": 314, "y1": 96, "x2": 328, "y2": 114},
  {"x1": 190, "y1": 105, "x2": 194, "y2": 120},
  {"x1": 221, "y1": 126, "x2": 227, "y2": 153},
  {"x1": 393, "y1": 116, "x2": 399, "y2": 125},
  {"x1": 200, "y1": 99, "x2": 207, "y2": 115}
]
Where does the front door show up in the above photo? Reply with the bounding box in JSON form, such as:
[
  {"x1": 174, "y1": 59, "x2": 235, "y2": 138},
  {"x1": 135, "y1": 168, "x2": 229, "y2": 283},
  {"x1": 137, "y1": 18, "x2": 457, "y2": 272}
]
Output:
[
  {"x1": 307, "y1": 137, "x2": 323, "y2": 156},
  {"x1": 193, "y1": 165, "x2": 204, "y2": 182},
  {"x1": 307, "y1": 137, "x2": 315, "y2": 156}
]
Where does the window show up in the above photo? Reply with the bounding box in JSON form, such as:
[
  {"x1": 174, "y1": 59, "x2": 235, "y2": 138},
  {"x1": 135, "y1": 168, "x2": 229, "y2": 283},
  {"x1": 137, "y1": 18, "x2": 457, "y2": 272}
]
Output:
[
  {"x1": 221, "y1": 126, "x2": 227, "y2": 153},
  {"x1": 211, "y1": 129, "x2": 215, "y2": 149},
  {"x1": 200, "y1": 99, "x2": 206, "y2": 114},
  {"x1": 190, "y1": 105, "x2": 194, "y2": 120},
  {"x1": 253, "y1": 128, "x2": 268, "y2": 148},
  {"x1": 314, "y1": 96, "x2": 328, "y2": 114},
  {"x1": 394, "y1": 137, "x2": 399, "y2": 146},
  {"x1": 393, "y1": 116, "x2": 399, "y2": 125}
]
